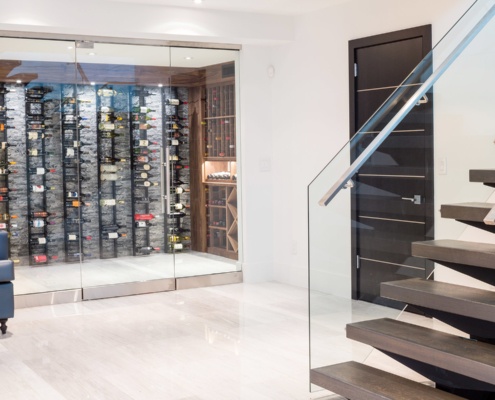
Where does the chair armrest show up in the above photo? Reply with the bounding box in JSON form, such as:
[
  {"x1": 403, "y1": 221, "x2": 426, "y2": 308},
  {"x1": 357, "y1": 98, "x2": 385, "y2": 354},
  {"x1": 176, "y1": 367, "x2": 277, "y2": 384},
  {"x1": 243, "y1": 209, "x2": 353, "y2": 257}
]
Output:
[{"x1": 0, "y1": 260, "x2": 14, "y2": 282}]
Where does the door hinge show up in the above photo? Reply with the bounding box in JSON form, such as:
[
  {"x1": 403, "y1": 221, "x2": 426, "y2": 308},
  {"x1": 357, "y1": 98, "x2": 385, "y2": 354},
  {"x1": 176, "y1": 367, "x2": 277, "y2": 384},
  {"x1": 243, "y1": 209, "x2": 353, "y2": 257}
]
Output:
[
  {"x1": 354, "y1": 63, "x2": 358, "y2": 77},
  {"x1": 356, "y1": 255, "x2": 360, "y2": 269}
]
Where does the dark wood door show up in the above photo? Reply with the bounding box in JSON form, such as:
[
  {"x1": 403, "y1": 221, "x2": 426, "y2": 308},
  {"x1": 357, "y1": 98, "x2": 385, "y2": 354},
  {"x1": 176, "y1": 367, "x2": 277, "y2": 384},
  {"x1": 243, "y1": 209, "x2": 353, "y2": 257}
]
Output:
[{"x1": 349, "y1": 26, "x2": 434, "y2": 308}]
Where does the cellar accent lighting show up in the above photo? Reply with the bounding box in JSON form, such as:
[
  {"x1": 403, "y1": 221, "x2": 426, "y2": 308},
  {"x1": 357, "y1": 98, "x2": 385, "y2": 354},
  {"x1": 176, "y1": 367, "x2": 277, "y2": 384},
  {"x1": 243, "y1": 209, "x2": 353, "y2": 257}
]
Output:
[
  {"x1": 90, "y1": 82, "x2": 96, "y2": 86},
  {"x1": 184, "y1": 56, "x2": 193, "y2": 60},
  {"x1": 158, "y1": 83, "x2": 163, "y2": 87},
  {"x1": 16, "y1": 80, "x2": 22, "y2": 84},
  {"x1": 194, "y1": 0, "x2": 202, "y2": 4}
]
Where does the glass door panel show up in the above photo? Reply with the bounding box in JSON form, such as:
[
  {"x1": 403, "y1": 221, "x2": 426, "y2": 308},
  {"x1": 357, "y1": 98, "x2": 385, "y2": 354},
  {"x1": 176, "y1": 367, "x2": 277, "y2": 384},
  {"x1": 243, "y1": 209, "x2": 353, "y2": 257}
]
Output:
[
  {"x1": 74, "y1": 42, "x2": 175, "y2": 288},
  {"x1": 169, "y1": 47, "x2": 240, "y2": 277},
  {"x1": 0, "y1": 37, "x2": 81, "y2": 295}
]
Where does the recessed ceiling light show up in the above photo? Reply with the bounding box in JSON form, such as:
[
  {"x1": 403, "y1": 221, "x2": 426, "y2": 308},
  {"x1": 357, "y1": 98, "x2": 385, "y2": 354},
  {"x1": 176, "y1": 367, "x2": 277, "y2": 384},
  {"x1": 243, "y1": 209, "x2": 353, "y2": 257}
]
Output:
[
  {"x1": 158, "y1": 83, "x2": 163, "y2": 87},
  {"x1": 67, "y1": 46, "x2": 73, "y2": 50},
  {"x1": 184, "y1": 56, "x2": 193, "y2": 60},
  {"x1": 193, "y1": 0, "x2": 202, "y2": 4},
  {"x1": 88, "y1": 52, "x2": 96, "y2": 56},
  {"x1": 90, "y1": 82, "x2": 96, "y2": 86},
  {"x1": 16, "y1": 80, "x2": 22, "y2": 84}
]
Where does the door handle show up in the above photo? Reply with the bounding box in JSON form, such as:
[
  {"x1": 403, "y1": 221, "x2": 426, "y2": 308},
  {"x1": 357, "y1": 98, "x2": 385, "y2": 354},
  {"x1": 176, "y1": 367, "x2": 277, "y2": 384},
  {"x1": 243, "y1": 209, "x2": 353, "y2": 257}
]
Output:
[{"x1": 401, "y1": 195, "x2": 422, "y2": 205}]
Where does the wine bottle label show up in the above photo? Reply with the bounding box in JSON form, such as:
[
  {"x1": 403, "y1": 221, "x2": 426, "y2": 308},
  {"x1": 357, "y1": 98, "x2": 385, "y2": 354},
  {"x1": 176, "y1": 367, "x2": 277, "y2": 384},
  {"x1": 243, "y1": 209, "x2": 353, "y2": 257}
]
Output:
[
  {"x1": 142, "y1": 181, "x2": 151, "y2": 187},
  {"x1": 136, "y1": 221, "x2": 147, "y2": 227},
  {"x1": 73, "y1": 141, "x2": 80, "y2": 147},
  {"x1": 170, "y1": 139, "x2": 179, "y2": 146},
  {"x1": 107, "y1": 232, "x2": 118, "y2": 239},
  {"x1": 100, "y1": 174, "x2": 118, "y2": 181},
  {"x1": 33, "y1": 255, "x2": 47, "y2": 263},
  {"x1": 66, "y1": 148, "x2": 75, "y2": 158},
  {"x1": 68, "y1": 234, "x2": 77, "y2": 241},
  {"x1": 28, "y1": 132, "x2": 40, "y2": 140},
  {"x1": 38, "y1": 238, "x2": 47, "y2": 245},
  {"x1": 32, "y1": 219, "x2": 45, "y2": 227},
  {"x1": 135, "y1": 156, "x2": 149, "y2": 162},
  {"x1": 137, "y1": 106, "x2": 148, "y2": 113},
  {"x1": 137, "y1": 172, "x2": 147, "y2": 179},
  {"x1": 100, "y1": 106, "x2": 113, "y2": 113},
  {"x1": 35, "y1": 168, "x2": 45, "y2": 175},
  {"x1": 142, "y1": 164, "x2": 151, "y2": 171},
  {"x1": 67, "y1": 191, "x2": 78, "y2": 198},
  {"x1": 0, "y1": 223, "x2": 6, "y2": 229},
  {"x1": 30, "y1": 149, "x2": 39, "y2": 156},
  {"x1": 97, "y1": 89, "x2": 117, "y2": 97},
  {"x1": 100, "y1": 165, "x2": 119, "y2": 172},
  {"x1": 1, "y1": 142, "x2": 7, "y2": 149},
  {"x1": 138, "y1": 140, "x2": 148, "y2": 146},
  {"x1": 100, "y1": 199, "x2": 116, "y2": 206},
  {"x1": 175, "y1": 204, "x2": 184, "y2": 210},
  {"x1": 32, "y1": 185, "x2": 44, "y2": 192},
  {"x1": 174, "y1": 243, "x2": 183, "y2": 250},
  {"x1": 176, "y1": 187, "x2": 184, "y2": 194},
  {"x1": 168, "y1": 99, "x2": 180, "y2": 106}
]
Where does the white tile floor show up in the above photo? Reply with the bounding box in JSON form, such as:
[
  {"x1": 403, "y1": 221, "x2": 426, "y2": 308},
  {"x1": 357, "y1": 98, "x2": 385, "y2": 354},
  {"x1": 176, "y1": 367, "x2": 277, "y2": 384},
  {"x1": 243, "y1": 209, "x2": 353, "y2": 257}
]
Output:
[{"x1": 1, "y1": 282, "x2": 447, "y2": 399}]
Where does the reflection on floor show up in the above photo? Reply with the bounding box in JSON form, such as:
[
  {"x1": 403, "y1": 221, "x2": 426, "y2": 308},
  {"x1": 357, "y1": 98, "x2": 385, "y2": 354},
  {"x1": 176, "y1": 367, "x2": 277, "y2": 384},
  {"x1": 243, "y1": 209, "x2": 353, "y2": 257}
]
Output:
[
  {"x1": 14, "y1": 251, "x2": 238, "y2": 295},
  {"x1": 1, "y1": 282, "x2": 458, "y2": 399}
]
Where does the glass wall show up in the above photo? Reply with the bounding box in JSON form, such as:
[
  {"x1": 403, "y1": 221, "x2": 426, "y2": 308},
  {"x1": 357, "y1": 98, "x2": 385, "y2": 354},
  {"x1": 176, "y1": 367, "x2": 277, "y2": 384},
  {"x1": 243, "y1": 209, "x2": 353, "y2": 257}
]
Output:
[{"x1": 0, "y1": 35, "x2": 240, "y2": 299}]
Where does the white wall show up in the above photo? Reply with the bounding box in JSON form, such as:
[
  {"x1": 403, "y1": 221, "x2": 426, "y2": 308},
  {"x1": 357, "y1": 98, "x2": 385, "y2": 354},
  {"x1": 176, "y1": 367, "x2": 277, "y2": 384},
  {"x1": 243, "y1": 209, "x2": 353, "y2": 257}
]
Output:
[
  {"x1": 270, "y1": 0, "x2": 475, "y2": 289},
  {"x1": 0, "y1": 0, "x2": 486, "y2": 288}
]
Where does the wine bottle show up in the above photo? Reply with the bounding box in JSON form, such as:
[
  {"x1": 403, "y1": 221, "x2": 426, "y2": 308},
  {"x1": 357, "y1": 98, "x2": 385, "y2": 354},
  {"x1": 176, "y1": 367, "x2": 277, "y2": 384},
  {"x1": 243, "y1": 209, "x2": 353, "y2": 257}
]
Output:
[
  {"x1": 134, "y1": 172, "x2": 155, "y2": 179},
  {"x1": 29, "y1": 219, "x2": 55, "y2": 228},
  {"x1": 0, "y1": 168, "x2": 17, "y2": 175},
  {"x1": 30, "y1": 237, "x2": 52, "y2": 245},
  {"x1": 101, "y1": 156, "x2": 126, "y2": 163},
  {"x1": 0, "y1": 196, "x2": 15, "y2": 202},
  {"x1": 174, "y1": 203, "x2": 189, "y2": 210},
  {"x1": 168, "y1": 211, "x2": 186, "y2": 219},
  {"x1": 134, "y1": 163, "x2": 151, "y2": 171},
  {"x1": 132, "y1": 89, "x2": 153, "y2": 97},
  {"x1": 170, "y1": 243, "x2": 190, "y2": 251},
  {"x1": 169, "y1": 226, "x2": 190, "y2": 234},
  {"x1": 133, "y1": 148, "x2": 157, "y2": 155},
  {"x1": 66, "y1": 218, "x2": 91, "y2": 224},
  {"x1": 174, "y1": 165, "x2": 189, "y2": 170},
  {"x1": 27, "y1": 149, "x2": 55, "y2": 157},
  {"x1": 0, "y1": 222, "x2": 15, "y2": 229},
  {"x1": 0, "y1": 161, "x2": 16, "y2": 166},
  {"x1": 100, "y1": 114, "x2": 124, "y2": 123},
  {"x1": 132, "y1": 115, "x2": 156, "y2": 122},
  {"x1": 0, "y1": 88, "x2": 10, "y2": 95},
  {"x1": 99, "y1": 199, "x2": 125, "y2": 206},
  {"x1": 32, "y1": 254, "x2": 58, "y2": 263},
  {"x1": 135, "y1": 181, "x2": 158, "y2": 187},
  {"x1": 67, "y1": 234, "x2": 92, "y2": 241},
  {"x1": 97, "y1": 88, "x2": 118, "y2": 97},
  {"x1": 98, "y1": 122, "x2": 116, "y2": 131},
  {"x1": 132, "y1": 106, "x2": 155, "y2": 113},
  {"x1": 0, "y1": 142, "x2": 16, "y2": 149},
  {"x1": 28, "y1": 167, "x2": 56, "y2": 175},
  {"x1": 100, "y1": 106, "x2": 114, "y2": 113},
  {"x1": 0, "y1": 187, "x2": 16, "y2": 194},
  {"x1": 134, "y1": 155, "x2": 156, "y2": 163},
  {"x1": 28, "y1": 132, "x2": 52, "y2": 140},
  {"x1": 136, "y1": 124, "x2": 157, "y2": 130},
  {"x1": 102, "y1": 232, "x2": 127, "y2": 239},
  {"x1": 100, "y1": 165, "x2": 121, "y2": 173},
  {"x1": 66, "y1": 200, "x2": 91, "y2": 207},
  {"x1": 134, "y1": 197, "x2": 159, "y2": 204},
  {"x1": 135, "y1": 246, "x2": 160, "y2": 255},
  {"x1": 0, "y1": 124, "x2": 15, "y2": 132},
  {"x1": 100, "y1": 173, "x2": 121, "y2": 182},
  {"x1": 0, "y1": 106, "x2": 14, "y2": 112},
  {"x1": 26, "y1": 86, "x2": 53, "y2": 96},
  {"x1": 134, "y1": 139, "x2": 158, "y2": 147},
  {"x1": 135, "y1": 221, "x2": 155, "y2": 228},
  {"x1": 134, "y1": 213, "x2": 158, "y2": 221},
  {"x1": 165, "y1": 99, "x2": 188, "y2": 106},
  {"x1": 30, "y1": 211, "x2": 56, "y2": 218},
  {"x1": 30, "y1": 185, "x2": 56, "y2": 192},
  {"x1": 100, "y1": 132, "x2": 122, "y2": 139},
  {"x1": 1, "y1": 213, "x2": 17, "y2": 220},
  {"x1": 175, "y1": 187, "x2": 190, "y2": 194}
]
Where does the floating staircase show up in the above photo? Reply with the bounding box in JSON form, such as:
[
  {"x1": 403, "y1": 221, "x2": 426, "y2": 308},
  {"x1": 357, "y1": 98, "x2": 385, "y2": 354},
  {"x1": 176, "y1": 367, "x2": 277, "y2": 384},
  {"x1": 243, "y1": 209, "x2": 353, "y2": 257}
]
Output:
[{"x1": 311, "y1": 169, "x2": 495, "y2": 399}]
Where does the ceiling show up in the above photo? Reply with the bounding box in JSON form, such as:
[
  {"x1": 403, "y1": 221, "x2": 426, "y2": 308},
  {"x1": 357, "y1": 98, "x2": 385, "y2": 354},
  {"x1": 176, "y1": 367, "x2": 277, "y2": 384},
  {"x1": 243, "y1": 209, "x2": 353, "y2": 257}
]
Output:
[{"x1": 103, "y1": 0, "x2": 349, "y2": 16}]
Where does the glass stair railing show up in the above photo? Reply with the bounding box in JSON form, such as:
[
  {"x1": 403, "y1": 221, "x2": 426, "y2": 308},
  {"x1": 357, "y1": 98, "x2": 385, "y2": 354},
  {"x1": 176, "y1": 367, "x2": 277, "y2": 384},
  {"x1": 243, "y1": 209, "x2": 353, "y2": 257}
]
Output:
[{"x1": 309, "y1": 0, "x2": 495, "y2": 394}]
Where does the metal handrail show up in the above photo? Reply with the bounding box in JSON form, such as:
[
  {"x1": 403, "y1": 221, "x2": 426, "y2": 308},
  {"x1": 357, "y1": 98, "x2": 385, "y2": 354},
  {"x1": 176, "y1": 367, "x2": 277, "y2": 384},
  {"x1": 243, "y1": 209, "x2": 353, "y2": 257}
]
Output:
[{"x1": 318, "y1": 3, "x2": 495, "y2": 207}]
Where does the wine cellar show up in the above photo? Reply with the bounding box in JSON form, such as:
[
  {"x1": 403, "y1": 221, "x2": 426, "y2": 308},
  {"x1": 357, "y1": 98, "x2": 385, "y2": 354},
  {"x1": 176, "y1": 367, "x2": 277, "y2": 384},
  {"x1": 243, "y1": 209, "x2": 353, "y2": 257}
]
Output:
[{"x1": 0, "y1": 51, "x2": 239, "y2": 272}]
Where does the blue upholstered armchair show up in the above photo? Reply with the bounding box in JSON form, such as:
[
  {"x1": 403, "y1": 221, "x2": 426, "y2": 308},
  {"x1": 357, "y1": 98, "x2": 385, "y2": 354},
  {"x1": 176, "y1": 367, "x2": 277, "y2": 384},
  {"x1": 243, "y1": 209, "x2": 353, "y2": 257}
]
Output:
[{"x1": 0, "y1": 231, "x2": 14, "y2": 334}]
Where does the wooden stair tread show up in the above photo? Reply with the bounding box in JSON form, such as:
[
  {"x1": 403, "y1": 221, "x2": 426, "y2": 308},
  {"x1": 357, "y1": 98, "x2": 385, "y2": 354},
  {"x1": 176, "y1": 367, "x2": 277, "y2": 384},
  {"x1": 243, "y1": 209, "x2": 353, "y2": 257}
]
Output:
[
  {"x1": 381, "y1": 278, "x2": 495, "y2": 322},
  {"x1": 311, "y1": 361, "x2": 465, "y2": 400},
  {"x1": 412, "y1": 239, "x2": 495, "y2": 270},
  {"x1": 441, "y1": 202, "x2": 494, "y2": 222},
  {"x1": 347, "y1": 318, "x2": 495, "y2": 385},
  {"x1": 470, "y1": 169, "x2": 495, "y2": 184}
]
